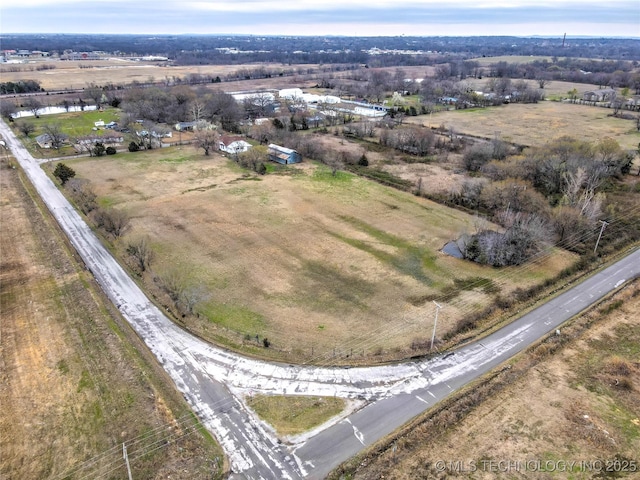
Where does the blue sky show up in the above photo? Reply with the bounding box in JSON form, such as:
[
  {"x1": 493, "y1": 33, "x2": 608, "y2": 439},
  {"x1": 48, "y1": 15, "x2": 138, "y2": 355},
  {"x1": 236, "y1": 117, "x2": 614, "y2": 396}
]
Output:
[{"x1": 1, "y1": 0, "x2": 638, "y2": 37}]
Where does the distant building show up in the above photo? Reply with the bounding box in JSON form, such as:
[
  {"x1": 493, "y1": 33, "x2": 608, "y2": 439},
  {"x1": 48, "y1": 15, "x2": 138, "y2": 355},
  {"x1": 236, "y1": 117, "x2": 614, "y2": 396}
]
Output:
[
  {"x1": 582, "y1": 88, "x2": 616, "y2": 102},
  {"x1": 268, "y1": 144, "x2": 302, "y2": 165},
  {"x1": 219, "y1": 136, "x2": 252, "y2": 154},
  {"x1": 174, "y1": 121, "x2": 197, "y2": 131}
]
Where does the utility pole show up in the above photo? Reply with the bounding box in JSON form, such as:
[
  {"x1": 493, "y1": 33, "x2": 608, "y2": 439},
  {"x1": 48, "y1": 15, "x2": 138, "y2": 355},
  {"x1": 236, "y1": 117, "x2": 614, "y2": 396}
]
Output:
[
  {"x1": 430, "y1": 301, "x2": 443, "y2": 351},
  {"x1": 123, "y1": 443, "x2": 133, "y2": 480},
  {"x1": 594, "y1": 220, "x2": 609, "y2": 254}
]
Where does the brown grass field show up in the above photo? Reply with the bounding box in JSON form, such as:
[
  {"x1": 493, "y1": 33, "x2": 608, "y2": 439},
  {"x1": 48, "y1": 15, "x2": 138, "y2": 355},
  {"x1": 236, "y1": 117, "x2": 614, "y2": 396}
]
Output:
[
  {"x1": 338, "y1": 281, "x2": 640, "y2": 480},
  {"x1": 406, "y1": 99, "x2": 640, "y2": 150},
  {"x1": 62, "y1": 146, "x2": 576, "y2": 363},
  {"x1": 0, "y1": 59, "x2": 321, "y2": 92},
  {"x1": 0, "y1": 156, "x2": 223, "y2": 479}
]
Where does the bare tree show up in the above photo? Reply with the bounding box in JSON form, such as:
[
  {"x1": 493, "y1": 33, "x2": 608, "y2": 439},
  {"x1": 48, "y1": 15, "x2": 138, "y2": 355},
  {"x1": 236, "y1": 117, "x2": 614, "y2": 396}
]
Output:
[
  {"x1": 0, "y1": 101, "x2": 17, "y2": 121},
  {"x1": 65, "y1": 178, "x2": 97, "y2": 214},
  {"x1": 16, "y1": 120, "x2": 35, "y2": 137},
  {"x1": 537, "y1": 78, "x2": 550, "y2": 89},
  {"x1": 126, "y1": 236, "x2": 154, "y2": 273},
  {"x1": 94, "y1": 208, "x2": 130, "y2": 238},
  {"x1": 189, "y1": 99, "x2": 207, "y2": 121},
  {"x1": 24, "y1": 97, "x2": 43, "y2": 118},
  {"x1": 180, "y1": 284, "x2": 210, "y2": 315},
  {"x1": 42, "y1": 123, "x2": 66, "y2": 149},
  {"x1": 85, "y1": 83, "x2": 104, "y2": 108},
  {"x1": 193, "y1": 127, "x2": 219, "y2": 156}
]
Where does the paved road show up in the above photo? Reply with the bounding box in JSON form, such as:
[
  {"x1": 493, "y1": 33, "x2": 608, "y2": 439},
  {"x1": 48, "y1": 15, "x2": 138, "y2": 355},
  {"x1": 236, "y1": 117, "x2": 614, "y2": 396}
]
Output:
[{"x1": 2, "y1": 118, "x2": 638, "y2": 479}]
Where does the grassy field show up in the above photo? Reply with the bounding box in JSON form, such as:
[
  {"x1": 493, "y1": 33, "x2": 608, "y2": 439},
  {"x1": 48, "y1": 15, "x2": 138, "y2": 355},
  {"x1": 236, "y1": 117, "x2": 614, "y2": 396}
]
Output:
[
  {"x1": 0, "y1": 156, "x2": 224, "y2": 478},
  {"x1": 468, "y1": 55, "x2": 557, "y2": 66},
  {"x1": 62, "y1": 144, "x2": 576, "y2": 363},
  {"x1": 19, "y1": 107, "x2": 121, "y2": 136},
  {"x1": 247, "y1": 395, "x2": 346, "y2": 437},
  {"x1": 0, "y1": 59, "x2": 297, "y2": 91},
  {"x1": 335, "y1": 281, "x2": 640, "y2": 480},
  {"x1": 406, "y1": 100, "x2": 640, "y2": 150}
]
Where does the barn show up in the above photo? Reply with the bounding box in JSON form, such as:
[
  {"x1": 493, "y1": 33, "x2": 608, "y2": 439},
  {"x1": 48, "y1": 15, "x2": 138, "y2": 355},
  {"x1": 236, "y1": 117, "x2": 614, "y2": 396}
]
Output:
[{"x1": 268, "y1": 144, "x2": 302, "y2": 165}]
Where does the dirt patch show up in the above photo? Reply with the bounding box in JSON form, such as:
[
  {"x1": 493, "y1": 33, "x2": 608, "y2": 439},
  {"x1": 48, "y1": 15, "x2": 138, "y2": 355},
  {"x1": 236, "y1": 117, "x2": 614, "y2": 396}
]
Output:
[{"x1": 0, "y1": 158, "x2": 223, "y2": 479}]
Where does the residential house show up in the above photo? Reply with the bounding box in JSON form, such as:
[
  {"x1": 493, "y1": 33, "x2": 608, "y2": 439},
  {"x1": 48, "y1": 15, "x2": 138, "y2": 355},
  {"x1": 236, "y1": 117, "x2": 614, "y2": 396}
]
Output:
[
  {"x1": 35, "y1": 133, "x2": 68, "y2": 149},
  {"x1": 35, "y1": 133, "x2": 53, "y2": 148},
  {"x1": 219, "y1": 136, "x2": 252, "y2": 155},
  {"x1": 268, "y1": 144, "x2": 302, "y2": 165}
]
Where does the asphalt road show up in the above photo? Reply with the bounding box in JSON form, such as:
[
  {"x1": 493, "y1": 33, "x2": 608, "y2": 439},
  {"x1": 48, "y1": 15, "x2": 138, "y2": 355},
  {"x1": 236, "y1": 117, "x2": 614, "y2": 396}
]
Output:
[
  {"x1": 2, "y1": 118, "x2": 638, "y2": 479},
  {"x1": 294, "y1": 247, "x2": 640, "y2": 478}
]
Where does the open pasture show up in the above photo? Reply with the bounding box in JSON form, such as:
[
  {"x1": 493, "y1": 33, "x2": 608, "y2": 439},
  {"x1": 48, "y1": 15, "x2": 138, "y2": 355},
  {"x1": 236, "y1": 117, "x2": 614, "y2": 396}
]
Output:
[
  {"x1": 67, "y1": 146, "x2": 575, "y2": 362},
  {"x1": 0, "y1": 59, "x2": 321, "y2": 91},
  {"x1": 406, "y1": 100, "x2": 640, "y2": 150}
]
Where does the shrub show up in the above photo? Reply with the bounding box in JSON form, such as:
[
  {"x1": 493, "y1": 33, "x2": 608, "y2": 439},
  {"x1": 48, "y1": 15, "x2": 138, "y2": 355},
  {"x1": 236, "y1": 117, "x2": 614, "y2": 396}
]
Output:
[
  {"x1": 53, "y1": 163, "x2": 75, "y2": 185},
  {"x1": 105, "y1": 146, "x2": 117, "y2": 155},
  {"x1": 128, "y1": 141, "x2": 140, "y2": 152},
  {"x1": 92, "y1": 142, "x2": 106, "y2": 157}
]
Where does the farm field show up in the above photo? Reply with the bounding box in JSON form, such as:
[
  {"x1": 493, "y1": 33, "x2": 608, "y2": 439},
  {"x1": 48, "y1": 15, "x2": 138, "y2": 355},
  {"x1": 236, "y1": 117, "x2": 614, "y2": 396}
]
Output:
[
  {"x1": 406, "y1": 100, "x2": 640, "y2": 150},
  {"x1": 0, "y1": 156, "x2": 223, "y2": 478},
  {"x1": 341, "y1": 281, "x2": 640, "y2": 479},
  {"x1": 64, "y1": 145, "x2": 576, "y2": 363},
  {"x1": 0, "y1": 59, "x2": 322, "y2": 91}
]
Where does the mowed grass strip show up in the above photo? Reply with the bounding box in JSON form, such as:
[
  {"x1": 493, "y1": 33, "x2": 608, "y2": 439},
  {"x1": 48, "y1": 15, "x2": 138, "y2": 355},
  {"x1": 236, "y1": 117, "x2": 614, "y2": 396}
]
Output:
[{"x1": 247, "y1": 395, "x2": 346, "y2": 437}]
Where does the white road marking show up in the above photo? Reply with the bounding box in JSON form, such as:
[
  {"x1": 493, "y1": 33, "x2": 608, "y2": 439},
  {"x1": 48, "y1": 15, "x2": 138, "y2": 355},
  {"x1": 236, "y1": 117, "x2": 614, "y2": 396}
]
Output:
[{"x1": 344, "y1": 419, "x2": 366, "y2": 446}]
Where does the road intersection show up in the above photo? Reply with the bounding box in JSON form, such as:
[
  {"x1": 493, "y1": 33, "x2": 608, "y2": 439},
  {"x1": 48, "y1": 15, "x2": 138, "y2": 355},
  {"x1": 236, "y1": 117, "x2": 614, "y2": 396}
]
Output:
[{"x1": 2, "y1": 119, "x2": 638, "y2": 479}]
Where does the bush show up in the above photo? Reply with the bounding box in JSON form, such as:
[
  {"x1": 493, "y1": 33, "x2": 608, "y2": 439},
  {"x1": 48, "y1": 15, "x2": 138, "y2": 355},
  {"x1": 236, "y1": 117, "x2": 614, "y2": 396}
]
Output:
[
  {"x1": 53, "y1": 163, "x2": 76, "y2": 185},
  {"x1": 105, "y1": 146, "x2": 117, "y2": 155},
  {"x1": 128, "y1": 141, "x2": 140, "y2": 152},
  {"x1": 93, "y1": 208, "x2": 130, "y2": 238},
  {"x1": 92, "y1": 142, "x2": 106, "y2": 157},
  {"x1": 462, "y1": 144, "x2": 493, "y2": 172}
]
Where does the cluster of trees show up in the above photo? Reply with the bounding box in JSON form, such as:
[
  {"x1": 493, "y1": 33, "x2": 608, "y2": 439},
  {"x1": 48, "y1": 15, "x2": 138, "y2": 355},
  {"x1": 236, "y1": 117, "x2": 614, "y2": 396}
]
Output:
[
  {"x1": 120, "y1": 87, "x2": 244, "y2": 132},
  {"x1": 0, "y1": 79, "x2": 43, "y2": 95},
  {"x1": 380, "y1": 126, "x2": 435, "y2": 156},
  {"x1": 3, "y1": 34, "x2": 638, "y2": 65},
  {"x1": 54, "y1": 168, "x2": 130, "y2": 240},
  {"x1": 487, "y1": 58, "x2": 640, "y2": 91},
  {"x1": 450, "y1": 136, "x2": 632, "y2": 265}
]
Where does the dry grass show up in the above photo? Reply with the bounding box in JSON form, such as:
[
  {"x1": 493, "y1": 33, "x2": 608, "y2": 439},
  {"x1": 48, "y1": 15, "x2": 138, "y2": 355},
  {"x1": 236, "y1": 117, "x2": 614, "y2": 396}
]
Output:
[
  {"x1": 64, "y1": 146, "x2": 576, "y2": 363},
  {"x1": 0, "y1": 59, "x2": 321, "y2": 91},
  {"x1": 0, "y1": 157, "x2": 223, "y2": 479},
  {"x1": 338, "y1": 282, "x2": 640, "y2": 480},
  {"x1": 246, "y1": 395, "x2": 346, "y2": 437},
  {"x1": 406, "y1": 100, "x2": 640, "y2": 150}
]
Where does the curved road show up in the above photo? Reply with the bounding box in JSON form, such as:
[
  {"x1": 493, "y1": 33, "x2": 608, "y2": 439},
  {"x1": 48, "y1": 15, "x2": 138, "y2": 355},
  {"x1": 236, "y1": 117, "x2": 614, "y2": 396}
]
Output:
[{"x1": 2, "y1": 118, "x2": 638, "y2": 479}]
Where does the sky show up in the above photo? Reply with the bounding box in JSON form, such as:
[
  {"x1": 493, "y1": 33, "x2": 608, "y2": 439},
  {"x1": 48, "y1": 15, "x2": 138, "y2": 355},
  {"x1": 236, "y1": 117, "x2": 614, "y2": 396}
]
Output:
[{"x1": 1, "y1": 0, "x2": 638, "y2": 37}]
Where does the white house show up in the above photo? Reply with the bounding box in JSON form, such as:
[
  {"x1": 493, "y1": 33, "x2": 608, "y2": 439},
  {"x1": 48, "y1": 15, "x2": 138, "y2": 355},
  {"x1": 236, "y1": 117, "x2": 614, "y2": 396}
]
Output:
[{"x1": 219, "y1": 136, "x2": 252, "y2": 154}]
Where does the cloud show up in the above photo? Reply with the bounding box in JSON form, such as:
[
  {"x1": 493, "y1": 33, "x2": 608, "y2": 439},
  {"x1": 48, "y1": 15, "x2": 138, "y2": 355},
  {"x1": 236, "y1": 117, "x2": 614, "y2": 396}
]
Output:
[{"x1": 1, "y1": 0, "x2": 638, "y2": 35}]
